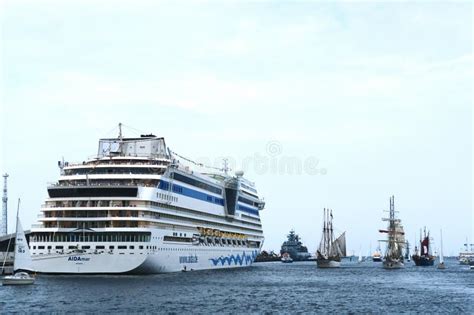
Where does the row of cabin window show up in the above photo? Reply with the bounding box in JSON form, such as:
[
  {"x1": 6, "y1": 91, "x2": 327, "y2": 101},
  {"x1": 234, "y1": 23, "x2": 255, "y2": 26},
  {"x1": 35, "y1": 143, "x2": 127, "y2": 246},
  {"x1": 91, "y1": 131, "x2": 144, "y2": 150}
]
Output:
[
  {"x1": 172, "y1": 232, "x2": 187, "y2": 237},
  {"x1": 149, "y1": 201, "x2": 262, "y2": 229},
  {"x1": 240, "y1": 183, "x2": 258, "y2": 194},
  {"x1": 32, "y1": 244, "x2": 261, "y2": 252},
  {"x1": 199, "y1": 238, "x2": 252, "y2": 247},
  {"x1": 157, "y1": 192, "x2": 178, "y2": 202},
  {"x1": 238, "y1": 196, "x2": 260, "y2": 207},
  {"x1": 206, "y1": 195, "x2": 225, "y2": 206},
  {"x1": 64, "y1": 168, "x2": 164, "y2": 176},
  {"x1": 30, "y1": 233, "x2": 151, "y2": 243},
  {"x1": 33, "y1": 245, "x2": 144, "y2": 250},
  {"x1": 147, "y1": 207, "x2": 263, "y2": 232},
  {"x1": 171, "y1": 172, "x2": 222, "y2": 195}
]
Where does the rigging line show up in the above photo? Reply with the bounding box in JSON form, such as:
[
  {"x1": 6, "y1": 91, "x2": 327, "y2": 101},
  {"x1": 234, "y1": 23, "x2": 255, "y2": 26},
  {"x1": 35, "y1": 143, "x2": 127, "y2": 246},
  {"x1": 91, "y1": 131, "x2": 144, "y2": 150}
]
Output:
[
  {"x1": 169, "y1": 150, "x2": 228, "y2": 172},
  {"x1": 102, "y1": 125, "x2": 120, "y2": 138},
  {"x1": 121, "y1": 123, "x2": 146, "y2": 137}
]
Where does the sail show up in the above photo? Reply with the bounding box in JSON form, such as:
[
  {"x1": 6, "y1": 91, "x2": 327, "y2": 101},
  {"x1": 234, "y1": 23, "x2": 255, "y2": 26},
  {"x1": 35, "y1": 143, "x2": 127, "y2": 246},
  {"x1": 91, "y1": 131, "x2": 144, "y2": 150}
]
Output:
[
  {"x1": 13, "y1": 219, "x2": 34, "y2": 272},
  {"x1": 318, "y1": 230, "x2": 325, "y2": 255},
  {"x1": 439, "y1": 230, "x2": 444, "y2": 264},
  {"x1": 421, "y1": 237, "x2": 429, "y2": 256},
  {"x1": 332, "y1": 232, "x2": 346, "y2": 257},
  {"x1": 318, "y1": 208, "x2": 330, "y2": 258}
]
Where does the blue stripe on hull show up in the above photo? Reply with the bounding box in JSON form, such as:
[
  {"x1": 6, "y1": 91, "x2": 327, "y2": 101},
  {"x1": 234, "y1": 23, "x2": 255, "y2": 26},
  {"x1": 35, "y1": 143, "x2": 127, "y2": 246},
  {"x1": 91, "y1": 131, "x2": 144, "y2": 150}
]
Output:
[
  {"x1": 237, "y1": 205, "x2": 259, "y2": 216},
  {"x1": 209, "y1": 250, "x2": 258, "y2": 266},
  {"x1": 158, "y1": 180, "x2": 260, "y2": 216}
]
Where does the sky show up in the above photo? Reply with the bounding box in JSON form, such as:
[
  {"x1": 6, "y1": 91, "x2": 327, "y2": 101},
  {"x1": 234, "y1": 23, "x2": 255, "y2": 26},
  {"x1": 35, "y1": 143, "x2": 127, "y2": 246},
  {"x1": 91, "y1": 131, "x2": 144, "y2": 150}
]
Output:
[{"x1": 0, "y1": 0, "x2": 472, "y2": 256}]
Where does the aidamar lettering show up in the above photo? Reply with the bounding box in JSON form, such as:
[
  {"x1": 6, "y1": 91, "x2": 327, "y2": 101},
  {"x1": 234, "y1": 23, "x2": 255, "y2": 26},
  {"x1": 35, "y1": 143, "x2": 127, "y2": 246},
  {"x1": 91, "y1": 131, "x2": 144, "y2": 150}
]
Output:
[
  {"x1": 179, "y1": 255, "x2": 198, "y2": 264},
  {"x1": 68, "y1": 256, "x2": 91, "y2": 262}
]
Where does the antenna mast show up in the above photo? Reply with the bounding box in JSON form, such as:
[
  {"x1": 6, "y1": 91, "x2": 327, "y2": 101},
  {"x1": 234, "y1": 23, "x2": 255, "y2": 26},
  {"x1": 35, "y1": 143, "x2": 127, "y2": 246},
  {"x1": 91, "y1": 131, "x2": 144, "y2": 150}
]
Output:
[
  {"x1": 223, "y1": 159, "x2": 229, "y2": 175},
  {"x1": 1, "y1": 173, "x2": 9, "y2": 236},
  {"x1": 118, "y1": 122, "x2": 123, "y2": 141},
  {"x1": 390, "y1": 195, "x2": 395, "y2": 222}
]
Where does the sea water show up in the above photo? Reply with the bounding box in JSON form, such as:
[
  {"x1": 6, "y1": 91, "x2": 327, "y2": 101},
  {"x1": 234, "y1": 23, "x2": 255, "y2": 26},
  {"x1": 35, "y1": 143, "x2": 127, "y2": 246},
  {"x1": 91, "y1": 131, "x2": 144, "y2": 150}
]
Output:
[{"x1": 1, "y1": 257, "x2": 472, "y2": 313}]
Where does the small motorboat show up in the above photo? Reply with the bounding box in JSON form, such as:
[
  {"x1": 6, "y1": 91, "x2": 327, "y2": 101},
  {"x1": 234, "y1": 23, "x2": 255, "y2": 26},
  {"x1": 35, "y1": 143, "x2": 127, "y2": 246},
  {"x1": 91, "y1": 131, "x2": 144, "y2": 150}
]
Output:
[
  {"x1": 2, "y1": 272, "x2": 35, "y2": 286},
  {"x1": 281, "y1": 252, "x2": 293, "y2": 263}
]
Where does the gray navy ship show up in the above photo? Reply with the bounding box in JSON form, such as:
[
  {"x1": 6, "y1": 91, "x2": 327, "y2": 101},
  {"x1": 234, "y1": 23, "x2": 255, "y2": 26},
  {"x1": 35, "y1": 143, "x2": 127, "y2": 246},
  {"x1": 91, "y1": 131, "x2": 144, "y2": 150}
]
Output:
[{"x1": 280, "y1": 230, "x2": 311, "y2": 261}]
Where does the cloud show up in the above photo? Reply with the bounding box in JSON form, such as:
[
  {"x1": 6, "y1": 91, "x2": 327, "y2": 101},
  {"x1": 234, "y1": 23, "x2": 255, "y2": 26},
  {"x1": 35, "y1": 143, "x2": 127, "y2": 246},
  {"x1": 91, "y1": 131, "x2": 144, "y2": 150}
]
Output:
[
  {"x1": 13, "y1": 71, "x2": 270, "y2": 114},
  {"x1": 9, "y1": 49, "x2": 472, "y2": 117},
  {"x1": 211, "y1": 38, "x2": 251, "y2": 57},
  {"x1": 418, "y1": 54, "x2": 473, "y2": 74}
]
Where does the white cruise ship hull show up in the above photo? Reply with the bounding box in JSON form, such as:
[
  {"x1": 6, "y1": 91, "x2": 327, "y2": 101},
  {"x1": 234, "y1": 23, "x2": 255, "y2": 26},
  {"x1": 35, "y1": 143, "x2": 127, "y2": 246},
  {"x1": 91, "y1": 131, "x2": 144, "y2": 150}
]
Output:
[
  {"x1": 32, "y1": 252, "x2": 148, "y2": 274},
  {"x1": 32, "y1": 247, "x2": 259, "y2": 274},
  {"x1": 135, "y1": 248, "x2": 259, "y2": 274},
  {"x1": 31, "y1": 229, "x2": 260, "y2": 274}
]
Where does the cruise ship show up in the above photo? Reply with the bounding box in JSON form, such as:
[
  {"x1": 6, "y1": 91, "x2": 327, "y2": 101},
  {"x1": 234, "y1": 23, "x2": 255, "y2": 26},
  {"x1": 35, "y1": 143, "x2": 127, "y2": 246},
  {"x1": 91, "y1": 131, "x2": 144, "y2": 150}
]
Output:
[{"x1": 28, "y1": 126, "x2": 265, "y2": 273}]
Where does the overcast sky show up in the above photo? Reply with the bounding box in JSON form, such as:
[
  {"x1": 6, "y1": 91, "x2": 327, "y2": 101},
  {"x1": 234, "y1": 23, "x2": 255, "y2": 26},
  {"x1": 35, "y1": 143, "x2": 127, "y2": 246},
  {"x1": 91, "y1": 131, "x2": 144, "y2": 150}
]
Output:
[{"x1": 1, "y1": 1, "x2": 472, "y2": 255}]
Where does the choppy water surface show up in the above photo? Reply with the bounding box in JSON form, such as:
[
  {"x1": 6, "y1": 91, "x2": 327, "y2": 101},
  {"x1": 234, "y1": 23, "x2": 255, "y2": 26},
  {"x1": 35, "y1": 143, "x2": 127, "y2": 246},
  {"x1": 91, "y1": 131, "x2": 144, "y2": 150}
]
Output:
[{"x1": 1, "y1": 258, "x2": 473, "y2": 313}]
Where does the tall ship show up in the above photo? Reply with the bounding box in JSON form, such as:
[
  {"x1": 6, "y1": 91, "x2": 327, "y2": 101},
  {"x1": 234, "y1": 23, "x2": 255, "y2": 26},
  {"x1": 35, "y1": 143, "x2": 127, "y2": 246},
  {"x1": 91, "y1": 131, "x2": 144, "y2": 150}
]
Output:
[
  {"x1": 280, "y1": 230, "x2": 311, "y2": 261},
  {"x1": 28, "y1": 124, "x2": 266, "y2": 274},
  {"x1": 379, "y1": 196, "x2": 405, "y2": 269},
  {"x1": 412, "y1": 228, "x2": 435, "y2": 266},
  {"x1": 316, "y1": 208, "x2": 346, "y2": 268}
]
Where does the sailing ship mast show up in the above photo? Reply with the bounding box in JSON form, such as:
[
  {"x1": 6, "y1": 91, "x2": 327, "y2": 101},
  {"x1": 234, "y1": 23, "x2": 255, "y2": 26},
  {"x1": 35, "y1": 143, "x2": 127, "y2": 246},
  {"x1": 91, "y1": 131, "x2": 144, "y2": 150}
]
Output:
[
  {"x1": 317, "y1": 208, "x2": 346, "y2": 268},
  {"x1": 380, "y1": 195, "x2": 405, "y2": 269},
  {"x1": 319, "y1": 208, "x2": 337, "y2": 258},
  {"x1": 319, "y1": 208, "x2": 329, "y2": 258}
]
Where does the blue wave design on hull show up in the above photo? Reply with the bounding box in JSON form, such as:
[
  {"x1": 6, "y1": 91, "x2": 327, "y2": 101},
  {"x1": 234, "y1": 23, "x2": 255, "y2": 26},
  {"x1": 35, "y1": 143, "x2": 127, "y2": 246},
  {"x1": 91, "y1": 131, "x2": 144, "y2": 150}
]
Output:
[{"x1": 209, "y1": 250, "x2": 258, "y2": 266}]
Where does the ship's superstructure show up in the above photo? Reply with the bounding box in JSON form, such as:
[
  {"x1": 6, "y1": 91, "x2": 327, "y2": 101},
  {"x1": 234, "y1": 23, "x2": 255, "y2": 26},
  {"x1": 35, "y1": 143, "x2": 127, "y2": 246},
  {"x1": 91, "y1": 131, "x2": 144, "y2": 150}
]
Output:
[
  {"x1": 29, "y1": 126, "x2": 265, "y2": 273},
  {"x1": 280, "y1": 230, "x2": 311, "y2": 261},
  {"x1": 459, "y1": 240, "x2": 474, "y2": 265}
]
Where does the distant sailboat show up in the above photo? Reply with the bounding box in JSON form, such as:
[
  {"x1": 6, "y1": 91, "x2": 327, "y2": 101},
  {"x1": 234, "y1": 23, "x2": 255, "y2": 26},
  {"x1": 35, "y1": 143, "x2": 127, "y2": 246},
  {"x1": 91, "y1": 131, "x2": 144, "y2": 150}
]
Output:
[
  {"x1": 316, "y1": 208, "x2": 346, "y2": 268},
  {"x1": 2, "y1": 199, "x2": 35, "y2": 285},
  {"x1": 405, "y1": 241, "x2": 411, "y2": 262},
  {"x1": 379, "y1": 196, "x2": 405, "y2": 269},
  {"x1": 412, "y1": 227, "x2": 435, "y2": 266},
  {"x1": 358, "y1": 248, "x2": 363, "y2": 263},
  {"x1": 437, "y1": 230, "x2": 446, "y2": 270}
]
